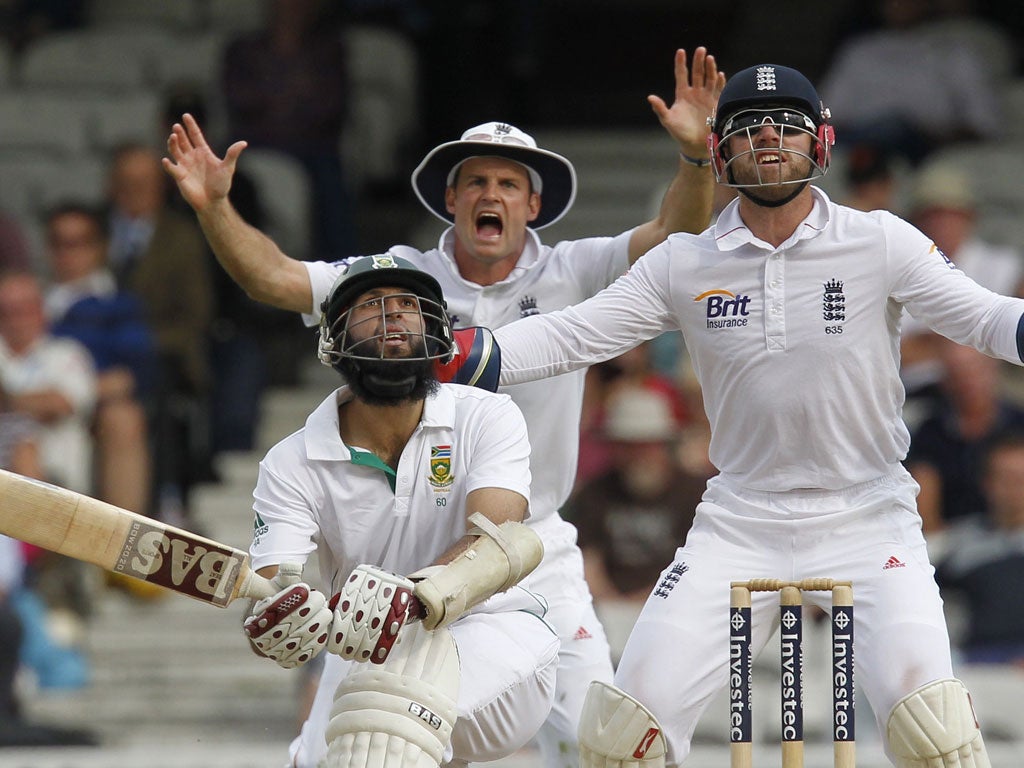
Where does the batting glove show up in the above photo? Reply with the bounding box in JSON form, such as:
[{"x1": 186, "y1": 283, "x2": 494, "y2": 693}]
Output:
[
  {"x1": 328, "y1": 564, "x2": 418, "y2": 664},
  {"x1": 243, "y1": 563, "x2": 333, "y2": 669}
]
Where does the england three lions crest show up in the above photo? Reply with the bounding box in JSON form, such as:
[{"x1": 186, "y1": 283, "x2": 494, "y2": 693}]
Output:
[
  {"x1": 429, "y1": 445, "x2": 454, "y2": 489},
  {"x1": 823, "y1": 279, "x2": 845, "y2": 334}
]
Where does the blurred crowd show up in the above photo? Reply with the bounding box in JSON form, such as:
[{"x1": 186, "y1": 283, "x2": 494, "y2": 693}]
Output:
[{"x1": 0, "y1": 0, "x2": 1022, "y2": 748}]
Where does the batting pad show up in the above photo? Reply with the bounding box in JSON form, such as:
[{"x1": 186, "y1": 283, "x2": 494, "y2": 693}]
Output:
[
  {"x1": 578, "y1": 681, "x2": 667, "y2": 768},
  {"x1": 887, "y1": 678, "x2": 991, "y2": 768},
  {"x1": 323, "y1": 622, "x2": 460, "y2": 768}
]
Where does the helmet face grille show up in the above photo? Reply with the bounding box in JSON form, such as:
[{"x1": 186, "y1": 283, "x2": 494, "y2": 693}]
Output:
[
  {"x1": 318, "y1": 291, "x2": 453, "y2": 368},
  {"x1": 318, "y1": 255, "x2": 454, "y2": 371},
  {"x1": 713, "y1": 109, "x2": 831, "y2": 188}
]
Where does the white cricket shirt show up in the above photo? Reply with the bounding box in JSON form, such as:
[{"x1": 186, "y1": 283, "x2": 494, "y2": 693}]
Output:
[
  {"x1": 303, "y1": 226, "x2": 632, "y2": 532},
  {"x1": 495, "y1": 187, "x2": 1024, "y2": 493},
  {"x1": 250, "y1": 383, "x2": 532, "y2": 590}
]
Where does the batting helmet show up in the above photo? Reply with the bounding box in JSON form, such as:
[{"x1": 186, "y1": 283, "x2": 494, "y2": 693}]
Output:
[
  {"x1": 318, "y1": 254, "x2": 454, "y2": 373},
  {"x1": 708, "y1": 64, "x2": 835, "y2": 188}
]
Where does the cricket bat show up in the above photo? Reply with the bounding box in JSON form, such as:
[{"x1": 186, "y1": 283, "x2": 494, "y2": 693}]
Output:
[{"x1": 0, "y1": 468, "x2": 276, "y2": 607}]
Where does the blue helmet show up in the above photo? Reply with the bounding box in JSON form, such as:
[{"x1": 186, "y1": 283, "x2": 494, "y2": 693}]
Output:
[
  {"x1": 708, "y1": 64, "x2": 835, "y2": 190},
  {"x1": 712, "y1": 64, "x2": 829, "y2": 135}
]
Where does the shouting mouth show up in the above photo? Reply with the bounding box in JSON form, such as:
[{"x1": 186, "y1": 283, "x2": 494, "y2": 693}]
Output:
[{"x1": 476, "y1": 212, "x2": 504, "y2": 239}]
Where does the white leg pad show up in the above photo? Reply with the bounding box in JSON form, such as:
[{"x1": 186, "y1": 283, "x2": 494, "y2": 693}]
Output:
[
  {"x1": 578, "y1": 681, "x2": 667, "y2": 768},
  {"x1": 886, "y1": 678, "x2": 992, "y2": 768},
  {"x1": 323, "y1": 623, "x2": 460, "y2": 768}
]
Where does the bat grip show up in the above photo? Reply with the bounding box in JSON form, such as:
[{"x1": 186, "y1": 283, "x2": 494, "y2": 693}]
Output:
[
  {"x1": 240, "y1": 569, "x2": 278, "y2": 601},
  {"x1": 242, "y1": 568, "x2": 427, "y2": 622},
  {"x1": 408, "y1": 594, "x2": 427, "y2": 622}
]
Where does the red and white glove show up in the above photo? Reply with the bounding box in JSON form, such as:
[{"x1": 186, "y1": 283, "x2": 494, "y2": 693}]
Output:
[
  {"x1": 327, "y1": 564, "x2": 419, "y2": 664},
  {"x1": 243, "y1": 563, "x2": 333, "y2": 669},
  {"x1": 433, "y1": 327, "x2": 501, "y2": 391}
]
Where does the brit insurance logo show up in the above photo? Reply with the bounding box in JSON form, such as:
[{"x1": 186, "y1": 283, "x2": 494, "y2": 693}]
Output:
[{"x1": 694, "y1": 288, "x2": 751, "y2": 330}]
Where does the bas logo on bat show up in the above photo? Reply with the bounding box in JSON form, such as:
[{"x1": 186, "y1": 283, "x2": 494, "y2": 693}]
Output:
[{"x1": 116, "y1": 520, "x2": 245, "y2": 606}]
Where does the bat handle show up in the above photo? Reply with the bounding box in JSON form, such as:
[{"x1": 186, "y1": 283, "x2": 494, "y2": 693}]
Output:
[
  {"x1": 408, "y1": 594, "x2": 427, "y2": 623},
  {"x1": 240, "y1": 566, "x2": 428, "y2": 622},
  {"x1": 239, "y1": 569, "x2": 278, "y2": 601}
]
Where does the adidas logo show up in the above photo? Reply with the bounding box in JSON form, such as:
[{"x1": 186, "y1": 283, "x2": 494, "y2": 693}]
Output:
[
  {"x1": 573, "y1": 626, "x2": 593, "y2": 641},
  {"x1": 883, "y1": 555, "x2": 906, "y2": 570}
]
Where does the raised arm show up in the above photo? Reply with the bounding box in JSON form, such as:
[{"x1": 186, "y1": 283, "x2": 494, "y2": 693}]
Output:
[
  {"x1": 628, "y1": 47, "x2": 724, "y2": 263},
  {"x1": 162, "y1": 113, "x2": 314, "y2": 313},
  {"x1": 495, "y1": 247, "x2": 675, "y2": 385}
]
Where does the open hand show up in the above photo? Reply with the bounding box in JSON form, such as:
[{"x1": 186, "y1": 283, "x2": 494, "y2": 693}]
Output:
[
  {"x1": 162, "y1": 113, "x2": 247, "y2": 212},
  {"x1": 648, "y1": 47, "x2": 726, "y2": 156}
]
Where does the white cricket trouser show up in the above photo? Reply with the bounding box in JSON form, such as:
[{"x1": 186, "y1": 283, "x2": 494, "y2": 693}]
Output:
[
  {"x1": 614, "y1": 468, "x2": 953, "y2": 766},
  {"x1": 527, "y1": 517, "x2": 616, "y2": 768},
  {"x1": 289, "y1": 608, "x2": 559, "y2": 767}
]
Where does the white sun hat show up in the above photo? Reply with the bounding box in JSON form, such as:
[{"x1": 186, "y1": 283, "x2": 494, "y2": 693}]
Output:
[
  {"x1": 411, "y1": 121, "x2": 577, "y2": 230},
  {"x1": 603, "y1": 387, "x2": 679, "y2": 443}
]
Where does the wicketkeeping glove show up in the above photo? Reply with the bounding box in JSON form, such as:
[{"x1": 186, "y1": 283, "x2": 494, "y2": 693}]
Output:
[
  {"x1": 328, "y1": 564, "x2": 419, "y2": 664},
  {"x1": 243, "y1": 563, "x2": 333, "y2": 669}
]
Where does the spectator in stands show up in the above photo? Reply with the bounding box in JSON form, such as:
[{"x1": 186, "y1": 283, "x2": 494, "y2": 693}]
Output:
[
  {"x1": 0, "y1": 535, "x2": 95, "y2": 746},
  {"x1": 0, "y1": 271, "x2": 96, "y2": 495},
  {"x1": 0, "y1": 533, "x2": 27, "y2": 731},
  {"x1": 910, "y1": 163, "x2": 1023, "y2": 297},
  {"x1": 936, "y1": 428, "x2": 1024, "y2": 665},
  {"x1": 0, "y1": 270, "x2": 98, "y2": 663},
  {"x1": 907, "y1": 338, "x2": 1024, "y2": 535},
  {"x1": 841, "y1": 143, "x2": 897, "y2": 213},
  {"x1": 221, "y1": 0, "x2": 354, "y2": 261},
  {"x1": 0, "y1": 210, "x2": 32, "y2": 272},
  {"x1": 104, "y1": 143, "x2": 215, "y2": 524},
  {"x1": 565, "y1": 385, "x2": 702, "y2": 663},
  {"x1": 820, "y1": 0, "x2": 1003, "y2": 165},
  {"x1": 43, "y1": 203, "x2": 155, "y2": 517},
  {"x1": 0, "y1": 401, "x2": 94, "y2": 742},
  {"x1": 576, "y1": 341, "x2": 688, "y2": 489}
]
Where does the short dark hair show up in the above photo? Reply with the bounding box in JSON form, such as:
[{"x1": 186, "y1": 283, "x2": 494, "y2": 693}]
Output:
[
  {"x1": 845, "y1": 145, "x2": 892, "y2": 186},
  {"x1": 44, "y1": 201, "x2": 108, "y2": 241}
]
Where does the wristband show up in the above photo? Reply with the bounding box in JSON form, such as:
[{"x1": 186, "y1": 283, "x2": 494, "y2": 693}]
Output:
[{"x1": 679, "y1": 151, "x2": 711, "y2": 168}]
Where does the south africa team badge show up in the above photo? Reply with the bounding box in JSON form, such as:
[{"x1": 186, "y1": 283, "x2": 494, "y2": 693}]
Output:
[{"x1": 429, "y1": 445, "x2": 454, "y2": 489}]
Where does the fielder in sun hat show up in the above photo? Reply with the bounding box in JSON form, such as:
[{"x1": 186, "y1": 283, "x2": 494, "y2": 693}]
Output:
[{"x1": 411, "y1": 121, "x2": 578, "y2": 230}]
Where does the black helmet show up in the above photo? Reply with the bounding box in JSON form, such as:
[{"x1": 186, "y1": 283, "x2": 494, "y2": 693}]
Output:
[
  {"x1": 712, "y1": 64, "x2": 829, "y2": 135},
  {"x1": 318, "y1": 254, "x2": 454, "y2": 373}
]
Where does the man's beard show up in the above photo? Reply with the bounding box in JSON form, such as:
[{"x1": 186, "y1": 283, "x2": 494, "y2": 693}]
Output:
[
  {"x1": 337, "y1": 354, "x2": 440, "y2": 405},
  {"x1": 724, "y1": 144, "x2": 814, "y2": 206}
]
